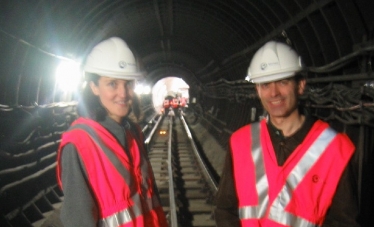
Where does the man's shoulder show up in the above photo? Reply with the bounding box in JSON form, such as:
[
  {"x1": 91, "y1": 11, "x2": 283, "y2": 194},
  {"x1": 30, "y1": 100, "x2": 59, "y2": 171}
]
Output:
[
  {"x1": 232, "y1": 121, "x2": 261, "y2": 137},
  {"x1": 312, "y1": 118, "x2": 336, "y2": 132}
]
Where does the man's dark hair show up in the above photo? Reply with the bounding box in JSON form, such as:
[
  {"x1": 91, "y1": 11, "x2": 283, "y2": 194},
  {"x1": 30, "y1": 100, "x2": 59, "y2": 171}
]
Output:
[{"x1": 294, "y1": 74, "x2": 306, "y2": 84}]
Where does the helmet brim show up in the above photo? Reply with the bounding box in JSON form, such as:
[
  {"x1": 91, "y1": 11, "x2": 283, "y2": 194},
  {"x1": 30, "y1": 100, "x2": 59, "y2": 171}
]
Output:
[
  {"x1": 84, "y1": 66, "x2": 144, "y2": 80},
  {"x1": 250, "y1": 72, "x2": 295, "y2": 84}
]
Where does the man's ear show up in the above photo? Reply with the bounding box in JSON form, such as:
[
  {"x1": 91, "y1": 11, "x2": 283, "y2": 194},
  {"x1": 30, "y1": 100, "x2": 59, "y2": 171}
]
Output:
[
  {"x1": 298, "y1": 79, "x2": 306, "y2": 95},
  {"x1": 89, "y1": 81, "x2": 99, "y2": 95},
  {"x1": 255, "y1": 84, "x2": 260, "y2": 97}
]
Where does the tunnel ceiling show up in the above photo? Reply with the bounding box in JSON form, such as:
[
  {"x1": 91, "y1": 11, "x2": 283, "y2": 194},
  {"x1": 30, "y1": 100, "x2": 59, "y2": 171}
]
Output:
[{"x1": 1, "y1": 0, "x2": 374, "y2": 105}]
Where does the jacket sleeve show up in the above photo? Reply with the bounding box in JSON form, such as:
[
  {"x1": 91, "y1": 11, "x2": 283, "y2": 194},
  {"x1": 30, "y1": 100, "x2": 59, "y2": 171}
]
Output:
[
  {"x1": 60, "y1": 143, "x2": 99, "y2": 227},
  {"x1": 214, "y1": 151, "x2": 240, "y2": 227},
  {"x1": 322, "y1": 158, "x2": 361, "y2": 227}
]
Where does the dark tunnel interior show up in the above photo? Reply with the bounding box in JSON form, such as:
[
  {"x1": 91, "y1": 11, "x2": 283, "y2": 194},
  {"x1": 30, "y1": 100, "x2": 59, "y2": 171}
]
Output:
[{"x1": 1, "y1": 0, "x2": 374, "y2": 226}]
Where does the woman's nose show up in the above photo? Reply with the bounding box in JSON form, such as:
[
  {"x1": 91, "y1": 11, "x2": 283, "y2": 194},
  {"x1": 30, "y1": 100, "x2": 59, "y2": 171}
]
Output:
[{"x1": 117, "y1": 83, "x2": 128, "y2": 97}]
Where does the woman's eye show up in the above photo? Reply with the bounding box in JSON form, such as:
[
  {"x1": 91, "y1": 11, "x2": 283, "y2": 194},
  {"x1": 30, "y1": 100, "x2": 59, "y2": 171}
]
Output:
[
  {"x1": 109, "y1": 81, "x2": 117, "y2": 87},
  {"x1": 126, "y1": 81, "x2": 135, "y2": 88}
]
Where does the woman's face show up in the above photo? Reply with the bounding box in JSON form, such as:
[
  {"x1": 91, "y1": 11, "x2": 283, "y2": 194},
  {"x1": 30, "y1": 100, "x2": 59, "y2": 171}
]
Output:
[{"x1": 90, "y1": 76, "x2": 135, "y2": 123}]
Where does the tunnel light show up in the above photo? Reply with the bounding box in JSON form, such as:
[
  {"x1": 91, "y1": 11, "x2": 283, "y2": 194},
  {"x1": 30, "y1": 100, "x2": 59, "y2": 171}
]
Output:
[
  {"x1": 143, "y1": 85, "x2": 151, "y2": 94},
  {"x1": 55, "y1": 60, "x2": 82, "y2": 92},
  {"x1": 159, "y1": 130, "x2": 167, "y2": 135},
  {"x1": 134, "y1": 84, "x2": 151, "y2": 95}
]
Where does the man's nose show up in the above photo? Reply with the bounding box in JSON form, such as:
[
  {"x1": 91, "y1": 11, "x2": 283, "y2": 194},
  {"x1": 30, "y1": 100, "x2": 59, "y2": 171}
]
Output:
[{"x1": 269, "y1": 83, "x2": 280, "y2": 97}]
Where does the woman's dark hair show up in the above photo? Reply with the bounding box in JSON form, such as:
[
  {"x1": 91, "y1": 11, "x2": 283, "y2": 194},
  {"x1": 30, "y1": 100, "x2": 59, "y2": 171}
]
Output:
[
  {"x1": 77, "y1": 73, "x2": 142, "y2": 122},
  {"x1": 77, "y1": 73, "x2": 106, "y2": 121},
  {"x1": 127, "y1": 92, "x2": 143, "y2": 123}
]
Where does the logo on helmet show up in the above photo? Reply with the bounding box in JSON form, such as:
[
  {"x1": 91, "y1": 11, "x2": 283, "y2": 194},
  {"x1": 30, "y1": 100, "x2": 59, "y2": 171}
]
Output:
[
  {"x1": 119, "y1": 61, "x2": 127, "y2": 69},
  {"x1": 260, "y1": 63, "x2": 267, "y2": 70}
]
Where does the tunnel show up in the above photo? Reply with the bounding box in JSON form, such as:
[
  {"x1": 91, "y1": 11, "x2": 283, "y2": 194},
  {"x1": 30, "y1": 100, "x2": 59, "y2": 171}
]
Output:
[{"x1": 1, "y1": 0, "x2": 374, "y2": 226}]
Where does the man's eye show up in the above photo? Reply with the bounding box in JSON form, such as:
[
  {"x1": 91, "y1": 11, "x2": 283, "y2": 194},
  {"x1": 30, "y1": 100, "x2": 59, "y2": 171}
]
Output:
[
  {"x1": 279, "y1": 80, "x2": 289, "y2": 85},
  {"x1": 260, "y1": 83, "x2": 269, "y2": 88}
]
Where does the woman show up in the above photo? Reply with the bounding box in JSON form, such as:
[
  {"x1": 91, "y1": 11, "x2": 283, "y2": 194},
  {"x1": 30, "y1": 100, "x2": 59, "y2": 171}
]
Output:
[{"x1": 56, "y1": 37, "x2": 167, "y2": 227}]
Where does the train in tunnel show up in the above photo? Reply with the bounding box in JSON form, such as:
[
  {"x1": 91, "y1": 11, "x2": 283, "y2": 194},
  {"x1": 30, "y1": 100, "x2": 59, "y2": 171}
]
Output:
[
  {"x1": 162, "y1": 95, "x2": 188, "y2": 115},
  {"x1": 1, "y1": 0, "x2": 374, "y2": 226}
]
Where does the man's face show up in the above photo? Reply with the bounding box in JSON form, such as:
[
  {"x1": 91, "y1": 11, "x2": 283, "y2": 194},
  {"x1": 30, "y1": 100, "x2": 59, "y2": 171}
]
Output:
[
  {"x1": 90, "y1": 76, "x2": 135, "y2": 123},
  {"x1": 256, "y1": 78, "x2": 306, "y2": 121}
]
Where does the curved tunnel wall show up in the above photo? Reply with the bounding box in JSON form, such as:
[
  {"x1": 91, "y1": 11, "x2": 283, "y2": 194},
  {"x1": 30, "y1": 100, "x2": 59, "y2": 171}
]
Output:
[
  {"x1": 1, "y1": 0, "x2": 374, "y2": 226},
  {"x1": 1, "y1": 1, "x2": 374, "y2": 104}
]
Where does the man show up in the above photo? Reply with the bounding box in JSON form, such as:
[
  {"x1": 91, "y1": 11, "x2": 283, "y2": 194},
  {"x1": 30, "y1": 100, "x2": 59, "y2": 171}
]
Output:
[{"x1": 214, "y1": 41, "x2": 360, "y2": 227}]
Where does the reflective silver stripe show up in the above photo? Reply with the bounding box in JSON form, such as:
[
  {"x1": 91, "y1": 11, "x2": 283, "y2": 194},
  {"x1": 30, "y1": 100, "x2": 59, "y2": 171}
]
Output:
[
  {"x1": 70, "y1": 124, "x2": 162, "y2": 226},
  {"x1": 70, "y1": 124, "x2": 137, "y2": 191},
  {"x1": 99, "y1": 193, "x2": 163, "y2": 227},
  {"x1": 100, "y1": 194, "x2": 142, "y2": 227},
  {"x1": 239, "y1": 123, "x2": 269, "y2": 219},
  {"x1": 268, "y1": 127, "x2": 336, "y2": 227}
]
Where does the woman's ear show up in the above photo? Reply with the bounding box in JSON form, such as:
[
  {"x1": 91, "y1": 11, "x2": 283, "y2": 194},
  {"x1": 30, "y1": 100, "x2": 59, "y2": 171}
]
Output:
[{"x1": 89, "y1": 81, "x2": 99, "y2": 96}]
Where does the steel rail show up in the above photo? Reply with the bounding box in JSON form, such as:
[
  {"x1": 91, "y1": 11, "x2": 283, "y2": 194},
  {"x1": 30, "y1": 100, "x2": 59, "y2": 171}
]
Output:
[
  {"x1": 180, "y1": 115, "x2": 218, "y2": 192},
  {"x1": 167, "y1": 117, "x2": 179, "y2": 226}
]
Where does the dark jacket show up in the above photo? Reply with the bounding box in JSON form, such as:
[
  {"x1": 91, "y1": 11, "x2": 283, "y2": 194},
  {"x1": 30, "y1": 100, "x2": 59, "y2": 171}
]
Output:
[{"x1": 214, "y1": 117, "x2": 360, "y2": 227}]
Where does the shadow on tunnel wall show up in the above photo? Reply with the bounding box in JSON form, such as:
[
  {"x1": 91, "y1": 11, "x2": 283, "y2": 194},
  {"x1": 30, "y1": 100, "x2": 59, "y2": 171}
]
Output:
[{"x1": 0, "y1": 103, "x2": 76, "y2": 226}]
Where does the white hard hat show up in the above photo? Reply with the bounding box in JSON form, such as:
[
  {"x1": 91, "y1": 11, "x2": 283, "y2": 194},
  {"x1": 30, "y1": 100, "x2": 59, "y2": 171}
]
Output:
[
  {"x1": 84, "y1": 37, "x2": 143, "y2": 80},
  {"x1": 246, "y1": 41, "x2": 303, "y2": 83}
]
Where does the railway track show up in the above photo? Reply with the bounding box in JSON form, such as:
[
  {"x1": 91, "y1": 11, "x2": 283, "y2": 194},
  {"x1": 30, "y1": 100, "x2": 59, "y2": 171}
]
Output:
[
  {"x1": 146, "y1": 114, "x2": 218, "y2": 227},
  {"x1": 12, "y1": 112, "x2": 217, "y2": 227}
]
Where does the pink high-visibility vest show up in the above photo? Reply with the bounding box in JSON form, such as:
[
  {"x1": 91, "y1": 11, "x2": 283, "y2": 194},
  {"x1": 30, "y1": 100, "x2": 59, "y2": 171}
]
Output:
[
  {"x1": 179, "y1": 98, "x2": 187, "y2": 107},
  {"x1": 163, "y1": 100, "x2": 170, "y2": 108},
  {"x1": 230, "y1": 119, "x2": 355, "y2": 227},
  {"x1": 57, "y1": 117, "x2": 167, "y2": 227},
  {"x1": 171, "y1": 98, "x2": 179, "y2": 108}
]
